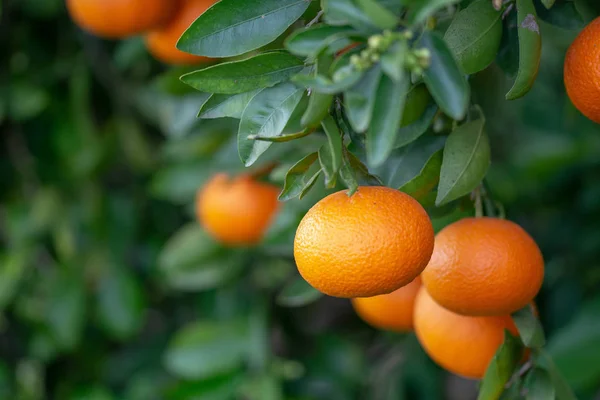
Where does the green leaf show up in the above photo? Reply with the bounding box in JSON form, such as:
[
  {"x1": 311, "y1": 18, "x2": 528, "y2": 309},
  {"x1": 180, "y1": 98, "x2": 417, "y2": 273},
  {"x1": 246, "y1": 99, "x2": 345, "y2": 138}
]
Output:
[
  {"x1": 443, "y1": 0, "x2": 503, "y2": 75},
  {"x1": 164, "y1": 320, "x2": 247, "y2": 380},
  {"x1": 277, "y1": 276, "x2": 323, "y2": 307},
  {"x1": 380, "y1": 135, "x2": 445, "y2": 192},
  {"x1": 177, "y1": 0, "x2": 312, "y2": 57},
  {"x1": 299, "y1": 170, "x2": 323, "y2": 199},
  {"x1": 285, "y1": 25, "x2": 355, "y2": 58},
  {"x1": 354, "y1": 0, "x2": 398, "y2": 29},
  {"x1": 512, "y1": 305, "x2": 546, "y2": 349},
  {"x1": 158, "y1": 224, "x2": 245, "y2": 291},
  {"x1": 339, "y1": 150, "x2": 359, "y2": 195},
  {"x1": 279, "y1": 153, "x2": 322, "y2": 201},
  {"x1": 399, "y1": 149, "x2": 444, "y2": 201},
  {"x1": 536, "y1": 1, "x2": 584, "y2": 30},
  {"x1": 524, "y1": 368, "x2": 555, "y2": 400},
  {"x1": 292, "y1": 66, "x2": 363, "y2": 94},
  {"x1": 0, "y1": 251, "x2": 28, "y2": 311},
  {"x1": 547, "y1": 297, "x2": 600, "y2": 391},
  {"x1": 96, "y1": 266, "x2": 145, "y2": 341},
  {"x1": 367, "y1": 72, "x2": 409, "y2": 167},
  {"x1": 250, "y1": 129, "x2": 313, "y2": 142},
  {"x1": 199, "y1": 90, "x2": 260, "y2": 119},
  {"x1": 421, "y1": 32, "x2": 470, "y2": 120},
  {"x1": 319, "y1": 116, "x2": 344, "y2": 187},
  {"x1": 506, "y1": 0, "x2": 542, "y2": 100},
  {"x1": 436, "y1": 117, "x2": 490, "y2": 206},
  {"x1": 540, "y1": 0, "x2": 555, "y2": 9},
  {"x1": 301, "y1": 92, "x2": 333, "y2": 128},
  {"x1": 323, "y1": 0, "x2": 380, "y2": 30},
  {"x1": 575, "y1": 0, "x2": 600, "y2": 23},
  {"x1": 477, "y1": 331, "x2": 523, "y2": 400},
  {"x1": 401, "y1": 84, "x2": 433, "y2": 127},
  {"x1": 381, "y1": 41, "x2": 407, "y2": 82},
  {"x1": 395, "y1": 104, "x2": 437, "y2": 149},
  {"x1": 408, "y1": 0, "x2": 461, "y2": 25},
  {"x1": 181, "y1": 52, "x2": 304, "y2": 95},
  {"x1": 46, "y1": 270, "x2": 86, "y2": 350},
  {"x1": 536, "y1": 349, "x2": 577, "y2": 400},
  {"x1": 496, "y1": 10, "x2": 520, "y2": 78},
  {"x1": 344, "y1": 66, "x2": 382, "y2": 133},
  {"x1": 238, "y1": 83, "x2": 305, "y2": 166}
]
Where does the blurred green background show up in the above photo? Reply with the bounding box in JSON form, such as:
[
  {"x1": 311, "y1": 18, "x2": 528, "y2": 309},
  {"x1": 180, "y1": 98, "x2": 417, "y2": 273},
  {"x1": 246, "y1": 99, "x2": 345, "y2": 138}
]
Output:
[{"x1": 1, "y1": 1, "x2": 599, "y2": 399}]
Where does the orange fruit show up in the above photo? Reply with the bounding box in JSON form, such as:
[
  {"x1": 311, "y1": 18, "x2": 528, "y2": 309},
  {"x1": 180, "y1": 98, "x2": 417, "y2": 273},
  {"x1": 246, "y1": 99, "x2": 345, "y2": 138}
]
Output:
[
  {"x1": 414, "y1": 287, "x2": 520, "y2": 380},
  {"x1": 145, "y1": 0, "x2": 215, "y2": 65},
  {"x1": 66, "y1": 0, "x2": 177, "y2": 39},
  {"x1": 351, "y1": 276, "x2": 421, "y2": 332},
  {"x1": 422, "y1": 217, "x2": 544, "y2": 316},
  {"x1": 564, "y1": 16, "x2": 600, "y2": 123},
  {"x1": 294, "y1": 186, "x2": 434, "y2": 298},
  {"x1": 196, "y1": 173, "x2": 280, "y2": 246}
]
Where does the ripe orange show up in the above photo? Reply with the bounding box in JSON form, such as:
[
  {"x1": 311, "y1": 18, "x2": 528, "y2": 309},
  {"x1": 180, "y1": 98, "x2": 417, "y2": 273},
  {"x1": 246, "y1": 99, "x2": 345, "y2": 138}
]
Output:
[
  {"x1": 145, "y1": 0, "x2": 215, "y2": 65},
  {"x1": 564, "y1": 16, "x2": 600, "y2": 123},
  {"x1": 422, "y1": 217, "x2": 544, "y2": 316},
  {"x1": 196, "y1": 173, "x2": 280, "y2": 246},
  {"x1": 414, "y1": 287, "x2": 520, "y2": 380},
  {"x1": 351, "y1": 276, "x2": 421, "y2": 332},
  {"x1": 294, "y1": 186, "x2": 434, "y2": 298},
  {"x1": 66, "y1": 0, "x2": 177, "y2": 39}
]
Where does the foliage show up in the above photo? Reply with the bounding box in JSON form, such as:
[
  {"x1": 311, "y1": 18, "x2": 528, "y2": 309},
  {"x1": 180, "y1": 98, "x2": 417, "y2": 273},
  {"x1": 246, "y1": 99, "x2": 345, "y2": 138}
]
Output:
[{"x1": 1, "y1": 0, "x2": 600, "y2": 399}]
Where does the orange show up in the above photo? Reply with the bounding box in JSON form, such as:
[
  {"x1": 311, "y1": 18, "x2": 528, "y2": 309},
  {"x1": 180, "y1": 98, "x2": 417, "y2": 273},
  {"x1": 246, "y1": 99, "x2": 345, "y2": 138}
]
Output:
[
  {"x1": 66, "y1": 0, "x2": 177, "y2": 39},
  {"x1": 564, "y1": 16, "x2": 600, "y2": 123},
  {"x1": 422, "y1": 217, "x2": 544, "y2": 316},
  {"x1": 294, "y1": 186, "x2": 434, "y2": 298},
  {"x1": 196, "y1": 173, "x2": 280, "y2": 246},
  {"x1": 351, "y1": 276, "x2": 421, "y2": 332},
  {"x1": 414, "y1": 287, "x2": 520, "y2": 380},
  {"x1": 145, "y1": 0, "x2": 215, "y2": 65}
]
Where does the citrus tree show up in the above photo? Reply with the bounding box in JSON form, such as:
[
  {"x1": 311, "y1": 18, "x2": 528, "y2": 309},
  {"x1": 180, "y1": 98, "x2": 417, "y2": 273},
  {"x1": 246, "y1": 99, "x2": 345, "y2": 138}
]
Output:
[{"x1": 1, "y1": 0, "x2": 600, "y2": 399}]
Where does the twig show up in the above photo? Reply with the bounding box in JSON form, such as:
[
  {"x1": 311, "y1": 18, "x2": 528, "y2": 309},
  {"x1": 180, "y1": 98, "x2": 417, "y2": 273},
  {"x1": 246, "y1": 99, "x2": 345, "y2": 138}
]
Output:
[{"x1": 306, "y1": 10, "x2": 324, "y2": 28}]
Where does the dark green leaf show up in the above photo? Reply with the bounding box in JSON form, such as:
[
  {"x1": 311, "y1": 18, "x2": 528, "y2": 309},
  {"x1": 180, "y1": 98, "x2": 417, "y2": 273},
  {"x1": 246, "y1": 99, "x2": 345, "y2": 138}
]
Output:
[
  {"x1": 164, "y1": 320, "x2": 247, "y2": 380},
  {"x1": 436, "y1": 117, "x2": 490, "y2": 205},
  {"x1": 277, "y1": 276, "x2": 323, "y2": 307},
  {"x1": 299, "y1": 170, "x2": 323, "y2": 199},
  {"x1": 399, "y1": 149, "x2": 444, "y2": 201},
  {"x1": 496, "y1": 10, "x2": 520, "y2": 78},
  {"x1": 444, "y1": 0, "x2": 503, "y2": 74},
  {"x1": 421, "y1": 32, "x2": 470, "y2": 120},
  {"x1": 408, "y1": 0, "x2": 461, "y2": 25},
  {"x1": 199, "y1": 90, "x2": 260, "y2": 119},
  {"x1": 238, "y1": 83, "x2": 305, "y2": 166},
  {"x1": 355, "y1": 0, "x2": 398, "y2": 29},
  {"x1": 381, "y1": 41, "x2": 407, "y2": 82},
  {"x1": 477, "y1": 331, "x2": 523, "y2": 400},
  {"x1": 536, "y1": 349, "x2": 577, "y2": 400},
  {"x1": 181, "y1": 52, "x2": 304, "y2": 95},
  {"x1": 535, "y1": 1, "x2": 584, "y2": 30},
  {"x1": 178, "y1": 0, "x2": 312, "y2": 57},
  {"x1": 524, "y1": 368, "x2": 555, "y2": 400},
  {"x1": 380, "y1": 135, "x2": 445, "y2": 191},
  {"x1": 367, "y1": 72, "x2": 409, "y2": 167},
  {"x1": 506, "y1": 0, "x2": 542, "y2": 100},
  {"x1": 395, "y1": 104, "x2": 437, "y2": 149},
  {"x1": 339, "y1": 150, "x2": 360, "y2": 195},
  {"x1": 512, "y1": 305, "x2": 546, "y2": 349},
  {"x1": 159, "y1": 224, "x2": 220, "y2": 272},
  {"x1": 285, "y1": 25, "x2": 355, "y2": 58},
  {"x1": 301, "y1": 92, "x2": 334, "y2": 128},
  {"x1": 344, "y1": 151, "x2": 383, "y2": 186},
  {"x1": 0, "y1": 251, "x2": 28, "y2": 311},
  {"x1": 319, "y1": 116, "x2": 344, "y2": 186},
  {"x1": 46, "y1": 270, "x2": 86, "y2": 350},
  {"x1": 540, "y1": 0, "x2": 555, "y2": 9},
  {"x1": 401, "y1": 84, "x2": 432, "y2": 127},
  {"x1": 279, "y1": 153, "x2": 322, "y2": 201},
  {"x1": 96, "y1": 266, "x2": 145, "y2": 340},
  {"x1": 547, "y1": 297, "x2": 600, "y2": 391},
  {"x1": 344, "y1": 66, "x2": 382, "y2": 132},
  {"x1": 575, "y1": 0, "x2": 600, "y2": 23}
]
